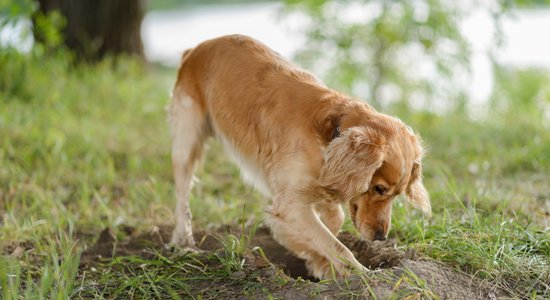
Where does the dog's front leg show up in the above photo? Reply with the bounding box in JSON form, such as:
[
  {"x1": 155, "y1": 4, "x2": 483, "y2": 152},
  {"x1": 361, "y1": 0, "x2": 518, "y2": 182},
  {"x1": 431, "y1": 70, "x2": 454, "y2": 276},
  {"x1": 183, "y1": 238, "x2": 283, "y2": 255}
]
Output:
[
  {"x1": 315, "y1": 202, "x2": 345, "y2": 236},
  {"x1": 267, "y1": 198, "x2": 365, "y2": 279}
]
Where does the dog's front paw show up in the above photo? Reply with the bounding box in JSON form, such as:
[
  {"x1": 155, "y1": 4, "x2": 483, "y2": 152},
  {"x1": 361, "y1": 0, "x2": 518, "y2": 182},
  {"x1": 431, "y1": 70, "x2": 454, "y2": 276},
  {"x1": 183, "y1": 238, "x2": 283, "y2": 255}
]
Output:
[
  {"x1": 306, "y1": 256, "x2": 350, "y2": 280},
  {"x1": 306, "y1": 257, "x2": 336, "y2": 280},
  {"x1": 306, "y1": 255, "x2": 368, "y2": 280}
]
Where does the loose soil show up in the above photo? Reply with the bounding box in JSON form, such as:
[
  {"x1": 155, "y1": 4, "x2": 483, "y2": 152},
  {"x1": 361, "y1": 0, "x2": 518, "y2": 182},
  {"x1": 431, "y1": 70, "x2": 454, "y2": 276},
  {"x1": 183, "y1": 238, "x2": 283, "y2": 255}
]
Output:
[{"x1": 78, "y1": 224, "x2": 507, "y2": 299}]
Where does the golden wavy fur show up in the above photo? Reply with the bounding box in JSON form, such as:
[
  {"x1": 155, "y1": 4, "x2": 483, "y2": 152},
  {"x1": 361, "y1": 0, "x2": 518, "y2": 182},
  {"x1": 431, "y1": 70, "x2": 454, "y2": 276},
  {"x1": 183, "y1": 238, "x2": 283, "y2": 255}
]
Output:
[{"x1": 168, "y1": 34, "x2": 430, "y2": 279}]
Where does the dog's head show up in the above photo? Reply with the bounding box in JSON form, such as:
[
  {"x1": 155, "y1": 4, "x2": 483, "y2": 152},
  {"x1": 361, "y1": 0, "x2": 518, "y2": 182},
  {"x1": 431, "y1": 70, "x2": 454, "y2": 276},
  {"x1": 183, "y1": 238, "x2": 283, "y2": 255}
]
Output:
[{"x1": 318, "y1": 112, "x2": 430, "y2": 241}]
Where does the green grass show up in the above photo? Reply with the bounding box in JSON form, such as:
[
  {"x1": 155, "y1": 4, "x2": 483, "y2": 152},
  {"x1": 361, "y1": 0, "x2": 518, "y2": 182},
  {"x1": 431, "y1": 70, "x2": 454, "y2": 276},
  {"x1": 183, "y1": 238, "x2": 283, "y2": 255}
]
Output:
[{"x1": 1, "y1": 49, "x2": 549, "y2": 298}]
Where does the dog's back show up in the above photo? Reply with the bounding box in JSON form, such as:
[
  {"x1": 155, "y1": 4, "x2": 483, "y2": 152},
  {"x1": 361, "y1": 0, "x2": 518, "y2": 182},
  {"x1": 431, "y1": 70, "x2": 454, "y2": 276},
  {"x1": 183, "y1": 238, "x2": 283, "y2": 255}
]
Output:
[{"x1": 173, "y1": 35, "x2": 343, "y2": 182}]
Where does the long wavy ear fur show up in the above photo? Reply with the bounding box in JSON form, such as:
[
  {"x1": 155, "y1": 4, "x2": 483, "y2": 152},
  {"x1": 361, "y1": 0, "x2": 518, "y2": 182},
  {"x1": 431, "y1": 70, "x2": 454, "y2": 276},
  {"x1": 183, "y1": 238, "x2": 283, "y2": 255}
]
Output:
[
  {"x1": 406, "y1": 158, "x2": 431, "y2": 216},
  {"x1": 318, "y1": 127, "x2": 386, "y2": 202}
]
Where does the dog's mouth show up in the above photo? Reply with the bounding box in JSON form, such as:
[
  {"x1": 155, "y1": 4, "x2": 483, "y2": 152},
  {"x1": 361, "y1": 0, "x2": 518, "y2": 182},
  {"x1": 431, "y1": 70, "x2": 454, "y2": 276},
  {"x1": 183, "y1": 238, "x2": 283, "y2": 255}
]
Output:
[
  {"x1": 358, "y1": 227, "x2": 378, "y2": 242},
  {"x1": 349, "y1": 202, "x2": 385, "y2": 241}
]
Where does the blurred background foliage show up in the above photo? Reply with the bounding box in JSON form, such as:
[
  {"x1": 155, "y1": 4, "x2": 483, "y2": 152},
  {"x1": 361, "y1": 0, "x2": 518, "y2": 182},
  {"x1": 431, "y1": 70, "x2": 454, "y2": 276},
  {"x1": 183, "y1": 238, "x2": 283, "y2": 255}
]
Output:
[
  {"x1": 2, "y1": 0, "x2": 550, "y2": 110},
  {"x1": 285, "y1": 0, "x2": 470, "y2": 110},
  {"x1": 284, "y1": 0, "x2": 550, "y2": 114}
]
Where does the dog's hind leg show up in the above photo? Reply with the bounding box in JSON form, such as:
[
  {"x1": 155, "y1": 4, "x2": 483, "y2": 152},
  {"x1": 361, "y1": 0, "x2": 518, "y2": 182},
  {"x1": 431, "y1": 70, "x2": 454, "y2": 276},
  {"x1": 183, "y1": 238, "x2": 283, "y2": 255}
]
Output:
[{"x1": 168, "y1": 89, "x2": 208, "y2": 248}]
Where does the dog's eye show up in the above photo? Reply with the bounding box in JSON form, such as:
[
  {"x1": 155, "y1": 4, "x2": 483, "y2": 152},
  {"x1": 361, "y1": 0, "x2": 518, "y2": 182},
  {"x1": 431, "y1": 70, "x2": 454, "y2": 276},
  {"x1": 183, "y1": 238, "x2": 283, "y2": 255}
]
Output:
[
  {"x1": 351, "y1": 203, "x2": 358, "y2": 214},
  {"x1": 374, "y1": 185, "x2": 386, "y2": 195}
]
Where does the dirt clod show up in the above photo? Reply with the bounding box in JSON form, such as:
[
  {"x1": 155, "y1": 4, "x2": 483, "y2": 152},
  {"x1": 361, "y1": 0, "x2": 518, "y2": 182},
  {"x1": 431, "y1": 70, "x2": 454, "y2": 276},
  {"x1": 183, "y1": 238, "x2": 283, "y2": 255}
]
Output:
[
  {"x1": 338, "y1": 232, "x2": 405, "y2": 269},
  {"x1": 9, "y1": 245, "x2": 25, "y2": 258},
  {"x1": 96, "y1": 227, "x2": 116, "y2": 244}
]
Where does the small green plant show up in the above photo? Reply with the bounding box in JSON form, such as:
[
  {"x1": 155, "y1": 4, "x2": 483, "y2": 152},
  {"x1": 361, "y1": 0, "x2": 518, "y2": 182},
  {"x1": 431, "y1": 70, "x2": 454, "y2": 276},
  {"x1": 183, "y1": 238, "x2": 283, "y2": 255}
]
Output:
[{"x1": 0, "y1": 232, "x2": 81, "y2": 299}]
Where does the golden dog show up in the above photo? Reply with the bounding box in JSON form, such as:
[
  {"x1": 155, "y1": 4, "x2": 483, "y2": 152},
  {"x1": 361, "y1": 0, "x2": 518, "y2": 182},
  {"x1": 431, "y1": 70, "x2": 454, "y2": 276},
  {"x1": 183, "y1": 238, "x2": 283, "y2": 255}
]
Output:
[{"x1": 168, "y1": 34, "x2": 431, "y2": 279}]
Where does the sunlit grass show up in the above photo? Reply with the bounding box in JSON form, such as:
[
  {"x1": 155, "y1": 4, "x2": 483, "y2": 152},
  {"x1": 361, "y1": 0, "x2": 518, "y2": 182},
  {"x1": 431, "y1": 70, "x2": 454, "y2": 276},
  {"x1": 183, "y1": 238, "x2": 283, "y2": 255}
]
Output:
[{"x1": 0, "y1": 231, "x2": 81, "y2": 300}]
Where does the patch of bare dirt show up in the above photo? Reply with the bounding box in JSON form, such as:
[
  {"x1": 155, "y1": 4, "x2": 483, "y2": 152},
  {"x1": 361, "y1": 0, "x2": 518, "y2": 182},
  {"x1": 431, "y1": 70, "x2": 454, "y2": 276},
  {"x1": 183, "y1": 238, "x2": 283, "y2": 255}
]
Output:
[{"x1": 79, "y1": 224, "x2": 508, "y2": 299}]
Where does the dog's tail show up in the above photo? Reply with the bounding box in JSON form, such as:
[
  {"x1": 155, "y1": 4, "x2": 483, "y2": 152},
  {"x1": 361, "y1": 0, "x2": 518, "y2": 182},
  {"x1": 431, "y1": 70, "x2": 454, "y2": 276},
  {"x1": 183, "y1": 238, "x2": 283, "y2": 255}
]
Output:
[
  {"x1": 181, "y1": 48, "x2": 193, "y2": 65},
  {"x1": 170, "y1": 48, "x2": 194, "y2": 101}
]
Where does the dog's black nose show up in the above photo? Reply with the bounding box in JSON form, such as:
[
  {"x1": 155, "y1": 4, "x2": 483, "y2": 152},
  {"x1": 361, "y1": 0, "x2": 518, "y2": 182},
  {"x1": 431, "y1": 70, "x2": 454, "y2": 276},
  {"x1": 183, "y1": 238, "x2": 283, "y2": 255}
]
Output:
[{"x1": 374, "y1": 230, "x2": 386, "y2": 241}]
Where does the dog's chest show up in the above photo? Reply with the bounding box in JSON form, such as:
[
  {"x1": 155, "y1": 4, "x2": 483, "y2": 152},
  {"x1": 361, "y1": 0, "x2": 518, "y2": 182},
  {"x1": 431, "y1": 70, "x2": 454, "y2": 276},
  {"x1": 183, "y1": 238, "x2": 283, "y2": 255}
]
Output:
[{"x1": 218, "y1": 134, "x2": 272, "y2": 197}]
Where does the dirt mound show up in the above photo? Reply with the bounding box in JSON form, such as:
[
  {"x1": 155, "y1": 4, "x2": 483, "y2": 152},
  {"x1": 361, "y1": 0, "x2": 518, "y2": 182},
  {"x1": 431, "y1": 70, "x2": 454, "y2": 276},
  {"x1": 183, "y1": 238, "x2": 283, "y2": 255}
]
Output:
[
  {"x1": 80, "y1": 224, "x2": 507, "y2": 299},
  {"x1": 401, "y1": 260, "x2": 501, "y2": 300},
  {"x1": 189, "y1": 226, "x2": 408, "y2": 280},
  {"x1": 338, "y1": 232, "x2": 412, "y2": 269}
]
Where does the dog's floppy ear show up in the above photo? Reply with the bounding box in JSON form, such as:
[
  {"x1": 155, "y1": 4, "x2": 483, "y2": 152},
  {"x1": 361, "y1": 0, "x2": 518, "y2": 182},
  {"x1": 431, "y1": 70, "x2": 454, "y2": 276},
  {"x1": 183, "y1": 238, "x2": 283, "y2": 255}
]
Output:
[
  {"x1": 406, "y1": 159, "x2": 431, "y2": 216},
  {"x1": 318, "y1": 127, "x2": 386, "y2": 202}
]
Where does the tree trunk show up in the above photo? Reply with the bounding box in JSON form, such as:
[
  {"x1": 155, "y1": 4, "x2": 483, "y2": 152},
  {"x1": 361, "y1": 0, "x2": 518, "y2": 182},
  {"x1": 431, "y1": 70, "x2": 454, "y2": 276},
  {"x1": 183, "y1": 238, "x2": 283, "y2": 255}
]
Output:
[{"x1": 35, "y1": 0, "x2": 145, "y2": 61}]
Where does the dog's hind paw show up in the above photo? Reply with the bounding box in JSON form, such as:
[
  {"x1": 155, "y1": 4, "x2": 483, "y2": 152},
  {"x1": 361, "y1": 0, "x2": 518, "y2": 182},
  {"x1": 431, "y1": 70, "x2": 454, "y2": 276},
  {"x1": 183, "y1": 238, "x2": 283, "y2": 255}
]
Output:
[
  {"x1": 166, "y1": 243, "x2": 202, "y2": 255},
  {"x1": 170, "y1": 229, "x2": 197, "y2": 246},
  {"x1": 167, "y1": 234, "x2": 201, "y2": 254}
]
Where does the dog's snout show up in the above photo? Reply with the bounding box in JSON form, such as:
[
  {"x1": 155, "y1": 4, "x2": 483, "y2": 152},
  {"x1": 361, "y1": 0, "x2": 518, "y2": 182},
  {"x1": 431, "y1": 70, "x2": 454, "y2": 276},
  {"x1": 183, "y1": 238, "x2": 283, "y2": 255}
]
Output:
[{"x1": 374, "y1": 230, "x2": 386, "y2": 241}]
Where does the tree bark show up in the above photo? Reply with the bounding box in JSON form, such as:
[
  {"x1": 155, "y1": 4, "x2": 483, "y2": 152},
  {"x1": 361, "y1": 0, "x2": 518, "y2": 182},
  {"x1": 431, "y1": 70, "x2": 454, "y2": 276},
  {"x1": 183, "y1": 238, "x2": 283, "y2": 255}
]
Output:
[{"x1": 35, "y1": 0, "x2": 145, "y2": 61}]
